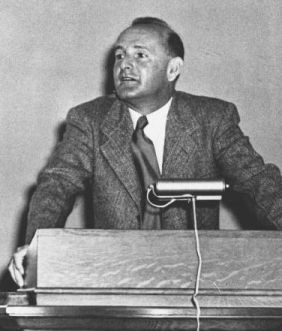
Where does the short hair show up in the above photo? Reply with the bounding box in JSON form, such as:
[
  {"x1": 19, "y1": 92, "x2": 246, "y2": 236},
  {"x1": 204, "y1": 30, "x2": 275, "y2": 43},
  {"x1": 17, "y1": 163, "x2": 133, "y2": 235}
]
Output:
[{"x1": 131, "y1": 17, "x2": 184, "y2": 60}]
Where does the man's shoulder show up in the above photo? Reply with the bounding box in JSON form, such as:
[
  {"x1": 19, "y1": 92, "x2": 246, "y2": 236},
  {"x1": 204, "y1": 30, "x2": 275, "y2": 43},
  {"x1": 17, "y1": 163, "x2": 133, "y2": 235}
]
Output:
[
  {"x1": 176, "y1": 91, "x2": 234, "y2": 111},
  {"x1": 175, "y1": 91, "x2": 239, "y2": 123},
  {"x1": 69, "y1": 94, "x2": 118, "y2": 118}
]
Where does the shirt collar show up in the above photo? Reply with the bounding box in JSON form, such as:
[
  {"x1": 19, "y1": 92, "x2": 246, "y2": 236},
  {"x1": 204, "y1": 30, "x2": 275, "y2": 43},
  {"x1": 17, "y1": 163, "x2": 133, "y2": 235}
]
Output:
[{"x1": 129, "y1": 98, "x2": 173, "y2": 129}]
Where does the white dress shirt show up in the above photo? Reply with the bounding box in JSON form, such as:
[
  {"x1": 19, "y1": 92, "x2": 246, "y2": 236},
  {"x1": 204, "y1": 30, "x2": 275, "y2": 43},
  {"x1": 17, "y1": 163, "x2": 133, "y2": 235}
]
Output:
[{"x1": 129, "y1": 98, "x2": 172, "y2": 173}]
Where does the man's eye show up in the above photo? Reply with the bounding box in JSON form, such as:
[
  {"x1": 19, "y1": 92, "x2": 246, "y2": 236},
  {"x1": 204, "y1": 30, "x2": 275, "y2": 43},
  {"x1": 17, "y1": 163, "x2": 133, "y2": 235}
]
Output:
[
  {"x1": 115, "y1": 53, "x2": 124, "y2": 60},
  {"x1": 136, "y1": 52, "x2": 147, "y2": 59}
]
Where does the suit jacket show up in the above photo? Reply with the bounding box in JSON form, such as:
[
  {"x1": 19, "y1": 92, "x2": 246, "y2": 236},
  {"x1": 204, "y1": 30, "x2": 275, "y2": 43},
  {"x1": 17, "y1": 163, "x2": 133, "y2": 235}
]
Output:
[{"x1": 25, "y1": 91, "x2": 282, "y2": 243}]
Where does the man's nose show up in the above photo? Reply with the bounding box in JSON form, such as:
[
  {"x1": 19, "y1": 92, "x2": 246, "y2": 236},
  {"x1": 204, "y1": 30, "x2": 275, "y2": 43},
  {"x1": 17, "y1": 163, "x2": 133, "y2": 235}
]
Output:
[{"x1": 120, "y1": 55, "x2": 134, "y2": 70}]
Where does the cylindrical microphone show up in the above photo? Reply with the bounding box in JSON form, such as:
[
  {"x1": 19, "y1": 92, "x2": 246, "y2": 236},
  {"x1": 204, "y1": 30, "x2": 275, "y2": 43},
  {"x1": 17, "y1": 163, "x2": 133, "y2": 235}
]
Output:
[{"x1": 153, "y1": 179, "x2": 228, "y2": 196}]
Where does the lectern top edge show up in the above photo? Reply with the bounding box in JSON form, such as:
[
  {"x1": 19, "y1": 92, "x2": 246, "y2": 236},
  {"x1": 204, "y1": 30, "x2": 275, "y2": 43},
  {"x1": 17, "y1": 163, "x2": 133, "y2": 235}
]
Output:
[{"x1": 32, "y1": 228, "x2": 282, "y2": 239}]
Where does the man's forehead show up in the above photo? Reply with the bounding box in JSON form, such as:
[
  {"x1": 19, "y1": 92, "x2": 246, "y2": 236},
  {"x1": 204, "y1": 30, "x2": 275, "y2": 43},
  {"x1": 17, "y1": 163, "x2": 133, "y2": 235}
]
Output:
[{"x1": 115, "y1": 25, "x2": 164, "y2": 47}]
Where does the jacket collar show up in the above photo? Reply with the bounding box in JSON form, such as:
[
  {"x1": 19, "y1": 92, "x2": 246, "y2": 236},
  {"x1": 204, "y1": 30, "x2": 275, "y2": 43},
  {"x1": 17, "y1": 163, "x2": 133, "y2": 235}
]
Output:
[{"x1": 162, "y1": 92, "x2": 200, "y2": 177}]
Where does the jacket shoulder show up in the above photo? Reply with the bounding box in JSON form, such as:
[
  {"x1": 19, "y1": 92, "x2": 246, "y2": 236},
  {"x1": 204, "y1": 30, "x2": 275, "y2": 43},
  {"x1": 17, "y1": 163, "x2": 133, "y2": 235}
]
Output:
[
  {"x1": 175, "y1": 91, "x2": 240, "y2": 124},
  {"x1": 67, "y1": 94, "x2": 117, "y2": 123}
]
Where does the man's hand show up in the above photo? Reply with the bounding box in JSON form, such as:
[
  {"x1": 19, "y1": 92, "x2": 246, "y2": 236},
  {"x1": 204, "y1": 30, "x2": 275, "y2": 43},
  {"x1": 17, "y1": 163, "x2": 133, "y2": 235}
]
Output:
[{"x1": 8, "y1": 245, "x2": 29, "y2": 287}]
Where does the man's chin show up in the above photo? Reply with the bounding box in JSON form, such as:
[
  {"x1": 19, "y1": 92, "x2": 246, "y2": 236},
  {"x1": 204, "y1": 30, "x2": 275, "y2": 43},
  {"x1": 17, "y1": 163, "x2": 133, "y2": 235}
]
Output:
[{"x1": 115, "y1": 88, "x2": 140, "y2": 101}]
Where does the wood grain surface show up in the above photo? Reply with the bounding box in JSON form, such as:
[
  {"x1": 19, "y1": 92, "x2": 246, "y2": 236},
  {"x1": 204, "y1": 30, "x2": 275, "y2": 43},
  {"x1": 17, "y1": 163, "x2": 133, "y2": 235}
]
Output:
[
  {"x1": 2, "y1": 231, "x2": 282, "y2": 329},
  {"x1": 25, "y1": 229, "x2": 282, "y2": 291}
]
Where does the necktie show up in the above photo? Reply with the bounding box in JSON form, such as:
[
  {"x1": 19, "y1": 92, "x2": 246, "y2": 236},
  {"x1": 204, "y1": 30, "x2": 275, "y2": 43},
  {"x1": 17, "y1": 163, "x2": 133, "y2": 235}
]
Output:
[{"x1": 131, "y1": 116, "x2": 161, "y2": 229}]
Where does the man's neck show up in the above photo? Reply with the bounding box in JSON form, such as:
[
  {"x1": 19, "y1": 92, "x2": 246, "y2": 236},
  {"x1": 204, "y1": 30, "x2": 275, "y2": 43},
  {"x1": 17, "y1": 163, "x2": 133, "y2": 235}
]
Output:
[{"x1": 122, "y1": 94, "x2": 174, "y2": 115}]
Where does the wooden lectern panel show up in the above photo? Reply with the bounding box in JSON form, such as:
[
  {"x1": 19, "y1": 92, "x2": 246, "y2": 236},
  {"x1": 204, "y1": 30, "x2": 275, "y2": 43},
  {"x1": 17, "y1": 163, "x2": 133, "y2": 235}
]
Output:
[
  {"x1": 1, "y1": 229, "x2": 282, "y2": 331},
  {"x1": 23, "y1": 229, "x2": 282, "y2": 307}
]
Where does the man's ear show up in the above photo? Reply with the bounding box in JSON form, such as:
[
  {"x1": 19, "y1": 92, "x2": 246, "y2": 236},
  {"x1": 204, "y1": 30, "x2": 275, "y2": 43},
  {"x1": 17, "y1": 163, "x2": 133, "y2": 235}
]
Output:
[{"x1": 167, "y1": 57, "x2": 184, "y2": 82}]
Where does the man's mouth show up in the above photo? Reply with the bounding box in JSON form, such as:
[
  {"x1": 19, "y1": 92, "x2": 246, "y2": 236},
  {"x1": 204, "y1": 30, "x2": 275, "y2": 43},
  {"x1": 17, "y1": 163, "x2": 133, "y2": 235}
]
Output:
[{"x1": 120, "y1": 75, "x2": 138, "y2": 82}]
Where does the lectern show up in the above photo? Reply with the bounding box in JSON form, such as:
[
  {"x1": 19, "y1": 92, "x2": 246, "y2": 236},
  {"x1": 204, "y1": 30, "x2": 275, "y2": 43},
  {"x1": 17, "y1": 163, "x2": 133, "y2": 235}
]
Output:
[{"x1": 1, "y1": 229, "x2": 282, "y2": 330}]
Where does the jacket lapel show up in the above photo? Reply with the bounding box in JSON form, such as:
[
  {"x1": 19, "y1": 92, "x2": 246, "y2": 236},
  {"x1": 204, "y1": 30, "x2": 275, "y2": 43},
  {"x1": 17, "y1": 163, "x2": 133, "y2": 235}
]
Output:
[
  {"x1": 100, "y1": 99, "x2": 141, "y2": 207},
  {"x1": 162, "y1": 94, "x2": 200, "y2": 178}
]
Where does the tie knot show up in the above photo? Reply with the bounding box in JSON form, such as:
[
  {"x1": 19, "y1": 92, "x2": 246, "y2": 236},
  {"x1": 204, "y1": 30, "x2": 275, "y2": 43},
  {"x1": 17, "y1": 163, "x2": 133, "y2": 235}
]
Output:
[{"x1": 136, "y1": 116, "x2": 148, "y2": 130}]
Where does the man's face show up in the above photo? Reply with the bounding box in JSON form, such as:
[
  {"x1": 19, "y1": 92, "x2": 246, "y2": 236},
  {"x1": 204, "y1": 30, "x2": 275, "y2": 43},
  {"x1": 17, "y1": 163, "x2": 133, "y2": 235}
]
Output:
[{"x1": 113, "y1": 26, "x2": 172, "y2": 108}]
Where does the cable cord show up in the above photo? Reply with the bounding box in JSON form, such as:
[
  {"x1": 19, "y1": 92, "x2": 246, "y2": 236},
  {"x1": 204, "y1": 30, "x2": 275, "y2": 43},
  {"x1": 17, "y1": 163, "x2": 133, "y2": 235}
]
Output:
[
  {"x1": 191, "y1": 197, "x2": 202, "y2": 331},
  {"x1": 146, "y1": 188, "x2": 202, "y2": 331}
]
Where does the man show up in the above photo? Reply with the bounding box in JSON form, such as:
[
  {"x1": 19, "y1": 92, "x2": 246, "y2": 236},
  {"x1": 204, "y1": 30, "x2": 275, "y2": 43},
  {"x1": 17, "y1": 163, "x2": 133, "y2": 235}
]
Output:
[{"x1": 9, "y1": 17, "x2": 282, "y2": 286}]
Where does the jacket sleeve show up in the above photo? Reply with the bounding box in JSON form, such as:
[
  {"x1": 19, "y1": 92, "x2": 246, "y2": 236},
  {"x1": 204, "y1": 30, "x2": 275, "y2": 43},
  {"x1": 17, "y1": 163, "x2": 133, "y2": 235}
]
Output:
[
  {"x1": 25, "y1": 107, "x2": 94, "y2": 244},
  {"x1": 213, "y1": 103, "x2": 282, "y2": 229}
]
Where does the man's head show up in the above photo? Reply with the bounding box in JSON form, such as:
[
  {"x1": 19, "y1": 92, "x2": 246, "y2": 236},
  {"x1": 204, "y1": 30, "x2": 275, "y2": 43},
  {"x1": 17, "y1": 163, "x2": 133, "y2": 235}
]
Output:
[{"x1": 113, "y1": 17, "x2": 184, "y2": 114}]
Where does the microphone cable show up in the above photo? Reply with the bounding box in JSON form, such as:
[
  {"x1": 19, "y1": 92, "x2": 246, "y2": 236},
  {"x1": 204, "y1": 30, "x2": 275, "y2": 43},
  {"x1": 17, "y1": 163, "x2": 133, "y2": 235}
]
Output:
[
  {"x1": 190, "y1": 197, "x2": 202, "y2": 331},
  {"x1": 147, "y1": 188, "x2": 202, "y2": 331}
]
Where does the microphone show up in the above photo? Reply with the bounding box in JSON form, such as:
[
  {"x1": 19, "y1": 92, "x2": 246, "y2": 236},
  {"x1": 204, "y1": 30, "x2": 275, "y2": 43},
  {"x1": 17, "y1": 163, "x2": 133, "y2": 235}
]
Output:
[
  {"x1": 154, "y1": 179, "x2": 228, "y2": 196},
  {"x1": 147, "y1": 179, "x2": 229, "y2": 206}
]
